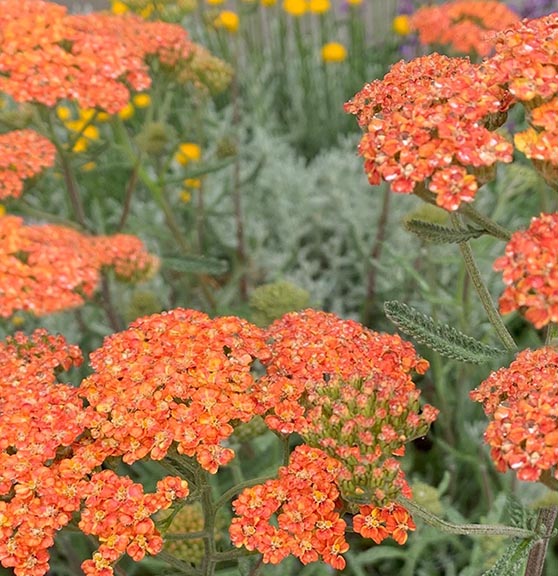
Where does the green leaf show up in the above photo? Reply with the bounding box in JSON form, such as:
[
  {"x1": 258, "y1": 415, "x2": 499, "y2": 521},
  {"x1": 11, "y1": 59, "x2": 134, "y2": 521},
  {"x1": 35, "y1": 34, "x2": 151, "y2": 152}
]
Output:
[
  {"x1": 383, "y1": 301, "x2": 506, "y2": 364},
  {"x1": 482, "y1": 538, "x2": 535, "y2": 576},
  {"x1": 354, "y1": 545, "x2": 408, "y2": 565},
  {"x1": 163, "y1": 256, "x2": 228, "y2": 276},
  {"x1": 404, "y1": 219, "x2": 484, "y2": 244}
]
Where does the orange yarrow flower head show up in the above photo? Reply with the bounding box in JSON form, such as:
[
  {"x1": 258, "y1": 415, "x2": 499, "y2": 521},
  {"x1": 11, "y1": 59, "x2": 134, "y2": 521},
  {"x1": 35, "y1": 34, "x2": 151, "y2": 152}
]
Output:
[
  {"x1": 494, "y1": 212, "x2": 558, "y2": 329},
  {"x1": 230, "y1": 444, "x2": 417, "y2": 569},
  {"x1": 514, "y1": 98, "x2": 558, "y2": 184},
  {"x1": 257, "y1": 309, "x2": 430, "y2": 435},
  {"x1": 0, "y1": 216, "x2": 158, "y2": 317},
  {"x1": 0, "y1": 328, "x2": 189, "y2": 576},
  {"x1": 411, "y1": 1, "x2": 520, "y2": 57},
  {"x1": 471, "y1": 347, "x2": 558, "y2": 483},
  {"x1": 0, "y1": 0, "x2": 194, "y2": 114},
  {"x1": 487, "y1": 13, "x2": 558, "y2": 107},
  {"x1": 230, "y1": 445, "x2": 350, "y2": 569},
  {"x1": 81, "y1": 309, "x2": 270, "y2": 473},
  {"x1": 0, "y1": 130, "x2": 56, "y2": 199},
  {"x1": 345, "y1": 53, "x2": 513, "y2": 211}
]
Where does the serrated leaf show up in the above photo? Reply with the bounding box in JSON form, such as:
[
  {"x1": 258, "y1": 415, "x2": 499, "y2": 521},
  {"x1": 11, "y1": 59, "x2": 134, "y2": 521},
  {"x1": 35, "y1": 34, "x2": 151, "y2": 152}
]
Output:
[
  {"x1": 163, "y1": 256, "x2": 228, "y2": 275},
  {"x1": 482, "y1": 538, "x2": 535, "y2": 576},
  {"x1": 506, "y1": 495, "x2": 532, "y2": 530},
  {"x1": 384, "y1": 301, "x2": 505, "y2": 364},
  {"x1": 405, "y1": 219, "x2": 484, "y2": 244}
]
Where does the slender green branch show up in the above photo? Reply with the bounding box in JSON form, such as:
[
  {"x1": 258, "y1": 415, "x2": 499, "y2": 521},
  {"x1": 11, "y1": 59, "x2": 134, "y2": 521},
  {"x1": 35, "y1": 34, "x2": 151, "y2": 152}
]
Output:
[
  {"x1": 164, "y1": 531, "x2": 209, "y2": 541},
  {"x1": 449, "y1": 214, "x2": 516, "y2": 351},
  {"x1": 399, "y1": 497, "x2": 536, "y2": 539},
  {"x1": 156, "y1": 550, "x2": 202, "y2": 575},
  {"x1": 212, "y1": 548, "x2": 259, "y2": 562},
  {"x1": 215, "y1": 475, "x2": 276, "y2": 511},
  {"x1": 459, "y1": 203, "x2": 513, "y2": 241}
]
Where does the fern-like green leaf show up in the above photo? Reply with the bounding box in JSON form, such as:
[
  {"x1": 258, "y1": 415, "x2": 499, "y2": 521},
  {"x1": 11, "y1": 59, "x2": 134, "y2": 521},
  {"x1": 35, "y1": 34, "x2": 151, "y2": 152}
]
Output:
[
  {"x1": 404, "y1": 219, "x2": 484, "y2": 244},
  {"x1": 384, "y1": 301, "x2": 505, "y2": 364},
  {"x1": 482, "y1": 538, "x2": 535, "y2": 576}
]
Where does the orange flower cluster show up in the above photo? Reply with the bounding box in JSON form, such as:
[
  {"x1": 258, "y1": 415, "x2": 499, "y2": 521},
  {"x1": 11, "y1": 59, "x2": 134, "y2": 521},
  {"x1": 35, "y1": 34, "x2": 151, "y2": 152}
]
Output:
[
  {"x1": 0, "y1": 309, "x2": 436, "y2": 573},
  {"x1": 80, "y1": 472, "x2": 189, "y2": 574},
  {"x1": 230, "y1": 445, "x2": 417, "y2": 570},
  {"x1": 488, "y1": 13, "x2": 558, "y2": 105},
  {"x1": 81, "y1": 309, "x2": 270, "y2": 473},
  {"x1": 0, "y1": 215, "x2": 158, "y2": 317},
  {"x1": 345, "y1": 54, "x2": 513, "y2": 211},
  {"x1": 230, "y1": 445, "x2": 349, "y2": 569},
  {"x1": 0, "y1": 130, "x2": 56, "y2": 200},
  {"x1": 0, "y1": 0, "x2": 194, "y2": 113},
  {"x1": 0, "y1": 330, "x2": 188, "y2": 576},
  {"x1": 494, "y1": 212, "x2": 558, "y2": 329},
  {"x1": 257, "y1": 309, "x2": 430, "y2": 434},
  {"x1": 411, "y1": 1, "x2": 519, "y2": 57},
  {"x1": 353, "y1": 503, "x2": 416, "y2": 545},
  {"x1": 470, "y1": 347, "x2": 558, "y2": 482}
]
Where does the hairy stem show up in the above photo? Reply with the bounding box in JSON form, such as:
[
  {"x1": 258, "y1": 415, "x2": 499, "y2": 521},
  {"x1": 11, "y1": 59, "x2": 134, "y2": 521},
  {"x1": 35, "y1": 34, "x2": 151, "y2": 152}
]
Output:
[{"x1": 524, "y1": 506, "x2": 558, "y2": 576}]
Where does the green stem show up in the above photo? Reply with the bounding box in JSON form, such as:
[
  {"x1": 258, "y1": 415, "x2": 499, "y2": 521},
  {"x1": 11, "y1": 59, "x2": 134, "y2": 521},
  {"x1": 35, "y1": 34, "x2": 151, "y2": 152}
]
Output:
[
  {"x1": 399, "y1": 497, "x2": 535, "y2": 538},
  {"x1": 215, "y1": 475, "x2": 276, "y2": 511},
  {"x1": 157, "y1": 550, "x2": 202, "y2": 575},
  {"x1": 459, "y1": 203, "x2": 513, "y2": 241},
  {"x1": 449, "y1": 214, "x2": 516, "y2": 351}
]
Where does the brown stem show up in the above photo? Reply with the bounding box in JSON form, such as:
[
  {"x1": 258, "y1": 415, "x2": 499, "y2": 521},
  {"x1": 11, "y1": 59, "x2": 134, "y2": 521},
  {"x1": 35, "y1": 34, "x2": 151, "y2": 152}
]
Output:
[
  {"x1": 524, "y1": 506, "x2": 558, "y2": 576},
  {"x1": 117, "y1": 159, "x2": 141, "y2": 232},
  {"x1": 362, "y1": 185, "x2": 391, "y2": 326},
  {"x1": 231, "y1": 41, "x2": 248, "y2": 301},
  {"x1": 100, "y1": 274, "x2": 124, "y2": 333}
]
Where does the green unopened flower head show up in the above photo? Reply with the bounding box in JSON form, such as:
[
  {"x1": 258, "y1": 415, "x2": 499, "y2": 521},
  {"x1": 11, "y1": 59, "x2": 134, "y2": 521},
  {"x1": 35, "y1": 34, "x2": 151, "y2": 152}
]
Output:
[
  {"x1": 135, "y1": 122, "x2": 174, "y2": 156},
  {"x1": 180, "y1": 45, "x2": 234, "y2": 95},
  {"x1": 410, "y1": 481, "x2": 443, "y2": 516},
  {"x1": 232, "y1": 416, "x2": 269, "y2": 442},
  {"x1": 124, "y1": 290, "x2": 163, "y2": 325},
  {"x1": 249, "y1": 280, "x2": 310, "y2": 326},
  {"x1": 162, "y1": 503, "x2": 205, "y2": 565}
]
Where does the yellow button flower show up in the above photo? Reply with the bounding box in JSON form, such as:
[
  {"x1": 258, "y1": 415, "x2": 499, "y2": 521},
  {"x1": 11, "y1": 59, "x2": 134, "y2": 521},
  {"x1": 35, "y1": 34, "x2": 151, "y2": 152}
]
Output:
[
  {"x1": 283, "y1": 0, "x2": 306, "y2": 16},
  {"x1": 321, "y1": 42, "x2": 347, "y2": 63},
  {"x1": 56, "y1": 105, "x2": 72, "y2": 121},
  {"x1": 72, "y1": 137, "x2": 89, "y2": 153},
  {"x1": 0, "y1": 204, "x2": 6, "y2": 217},
  {"x1": 82, "y1": 125, "x2": 100, "y2": 140},
  {"x1": 309, "y1": 0, "x2": 329, "y2": 13},
  {"x1": 133, "y1": 93, "x2": 152, "y2": 108},
  {"x1": 214, "y1": 10, "x2": 240, "y2": 33},
  {"x1": 175, "y1": 142, "x2": 202, "y2": 165},
  {"x1": 206, "y1": 0, "x2": 225, "y2": 4},
  {"x1": 392, "y1": 14, "x2": 412, "y2": 36},
  {"x1": 82, "y1": 161, "x2": 97, "y2": 172},
  {"x1": 118, "y1": 103, "x2": 135, "y2": 121},
  {"x1": 111, "y1": 0, "x2": 129, "y2": 14},
  {"x1": 183, "y1": 178, "x2": 202, "y2": 188},
  {"x1": 346, "y1": 0, "x2": 362, "y2": 4},
  {"x1": 180, "y1": 190, "x2": 192, "y2": 203}
]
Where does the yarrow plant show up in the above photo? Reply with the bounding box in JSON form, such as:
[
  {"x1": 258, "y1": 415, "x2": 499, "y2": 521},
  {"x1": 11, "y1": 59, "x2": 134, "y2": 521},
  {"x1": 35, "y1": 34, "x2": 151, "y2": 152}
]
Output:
[{"x1": 6, "y1": 1, "x2": 558, "y2": 575}]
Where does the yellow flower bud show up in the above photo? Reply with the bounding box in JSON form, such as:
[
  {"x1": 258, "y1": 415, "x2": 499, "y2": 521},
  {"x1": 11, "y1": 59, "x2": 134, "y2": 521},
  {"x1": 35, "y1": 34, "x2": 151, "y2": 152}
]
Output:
[
  {"x1": 321, "y1": 42, "x2": 347, "y2": 63},
  {"x1": 118, "y1": 103, "x2": 135, "y2": 121},
  {"x1": 111, "y1": 0, "x2": 129, "y2": 14},
  {"x1": 283, "y1": 0, "x2": 306, "y2": 16},
  {"x1": 214, "y1": 10, "x2": 240, "y2": 33},
  {"x1": 393, "y1": 14, "x2": 412, "y2": 36},
  {"x1": 133, "y1": 93, "x2": 151, "y2": 108}
]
